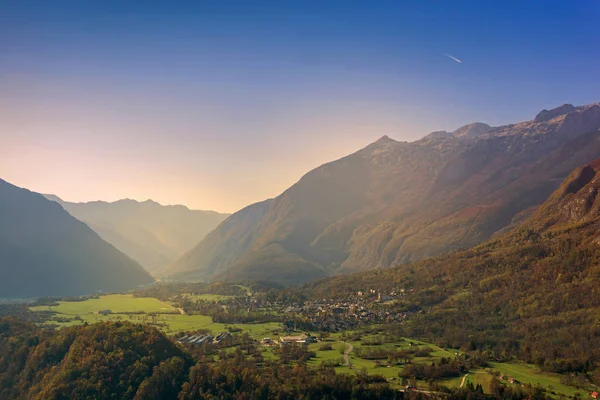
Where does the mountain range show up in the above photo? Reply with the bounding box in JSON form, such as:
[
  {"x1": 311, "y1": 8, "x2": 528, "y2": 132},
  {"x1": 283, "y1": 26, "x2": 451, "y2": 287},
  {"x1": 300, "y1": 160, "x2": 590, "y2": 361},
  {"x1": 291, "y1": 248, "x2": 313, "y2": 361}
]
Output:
[
  {"x1": 164, "y1": 102, "x2": 600, "y2": 285},
  {"x1": 0, "y1": 179, "x2": 154, "y2": 298},
  {"x1": 44, "y1": 196, "x2": 229, "y2": 271}
]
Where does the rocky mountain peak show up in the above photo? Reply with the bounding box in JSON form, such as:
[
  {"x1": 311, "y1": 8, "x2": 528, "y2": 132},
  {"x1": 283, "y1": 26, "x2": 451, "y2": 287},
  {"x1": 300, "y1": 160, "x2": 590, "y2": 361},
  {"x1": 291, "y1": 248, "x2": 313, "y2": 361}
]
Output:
[
  {"x1": 556, "y1": 103, "x2": 600, "y2": 136},
  {"x1": 422, "y1": 130, "x2": 452, "y2": 140},
  {"x1": 452, "y1": 122, "x2": 491, "y2": 138},
  {"x1": 534, "y1": 104, "x2": 577, "y2": 122},
  {"x1": 373, "y1": 135, "x2": 395, "y2": 144}
]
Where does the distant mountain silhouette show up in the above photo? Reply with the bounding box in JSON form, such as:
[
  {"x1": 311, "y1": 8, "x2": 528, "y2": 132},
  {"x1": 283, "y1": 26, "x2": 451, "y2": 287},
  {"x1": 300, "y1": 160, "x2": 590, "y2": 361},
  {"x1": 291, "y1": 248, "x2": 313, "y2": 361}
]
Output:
[
  {"x1": 0, "y1": 179, "x2": 154, "y2": 298},
  {"x1": 44, "y1": 196, "x2": 229, "y2": 272},
  {"x1": 165, "y1": 102, "x2": 600, "y2": 285}
]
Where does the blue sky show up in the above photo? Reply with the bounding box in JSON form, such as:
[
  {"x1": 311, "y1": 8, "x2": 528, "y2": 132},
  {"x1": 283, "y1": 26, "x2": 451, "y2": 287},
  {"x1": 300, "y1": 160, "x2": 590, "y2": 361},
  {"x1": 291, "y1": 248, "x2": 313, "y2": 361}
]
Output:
[{"x1": 1, "y1": 1, "x2": 599, "y2": 211}]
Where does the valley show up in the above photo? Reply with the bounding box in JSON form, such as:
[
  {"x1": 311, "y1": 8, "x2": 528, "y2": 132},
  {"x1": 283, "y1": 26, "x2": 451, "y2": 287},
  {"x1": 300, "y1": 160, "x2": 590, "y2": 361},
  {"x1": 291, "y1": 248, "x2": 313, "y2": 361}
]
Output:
[
  {"x1": 23, "y1": 287, "x2": 595, "y2": 398},
  {"x1": 3, "y1": 106, "x2": 600, "y2": 399},
  {"x1": 2, "y1": 2, "x2": 599, "y2": 398}
]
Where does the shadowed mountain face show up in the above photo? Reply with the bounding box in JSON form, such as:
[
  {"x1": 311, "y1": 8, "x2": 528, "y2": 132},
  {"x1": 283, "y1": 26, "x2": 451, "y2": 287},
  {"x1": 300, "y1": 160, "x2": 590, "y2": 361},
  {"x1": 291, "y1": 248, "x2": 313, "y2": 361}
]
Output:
[
  {"x1": 0, "y1": 179, "x2": 154, "y2": 298},
  {"x1": 44, "y1": 197, "x2": 229, "y2": 272},
  {"x1": 166, "y1": 103, "x2": 600, "y2": 285}
]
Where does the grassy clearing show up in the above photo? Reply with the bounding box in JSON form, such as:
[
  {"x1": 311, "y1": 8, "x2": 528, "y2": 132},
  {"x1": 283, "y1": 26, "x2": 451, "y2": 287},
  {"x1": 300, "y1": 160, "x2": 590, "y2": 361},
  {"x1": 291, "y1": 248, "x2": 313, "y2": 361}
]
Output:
[
  {"x1": 182, "y1": 294, "x2": 233, "y2": 302},
  {"x1": 489, "y1": 362, "x2": 584, "y2": 398},
  {"x1": 307, "y1": 342, "x2": 346, "y2": 368},
  {"x1": 30, "y1": 294, "x2": 176, "y2": 314},
  {"x1": 29, "y1": 294, "x2": 282, "y2": 339},
  {"x1": 442, "y1": 370, "x2": 492, "y2": 391}
]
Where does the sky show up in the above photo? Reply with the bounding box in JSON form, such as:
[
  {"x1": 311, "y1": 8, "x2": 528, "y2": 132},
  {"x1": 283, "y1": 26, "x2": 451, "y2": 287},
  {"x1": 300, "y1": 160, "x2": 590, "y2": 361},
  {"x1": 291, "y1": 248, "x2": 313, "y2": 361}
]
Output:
[{"x1": 1, "y1": 1, "x2": 599, "y2": 213}]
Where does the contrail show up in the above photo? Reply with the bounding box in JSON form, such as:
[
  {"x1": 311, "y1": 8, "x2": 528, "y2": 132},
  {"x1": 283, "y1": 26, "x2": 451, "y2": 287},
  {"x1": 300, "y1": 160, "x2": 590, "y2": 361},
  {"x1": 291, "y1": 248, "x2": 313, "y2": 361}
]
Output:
[{"x1": 445, "y1": 53, "x2": 462, "y2": 63}]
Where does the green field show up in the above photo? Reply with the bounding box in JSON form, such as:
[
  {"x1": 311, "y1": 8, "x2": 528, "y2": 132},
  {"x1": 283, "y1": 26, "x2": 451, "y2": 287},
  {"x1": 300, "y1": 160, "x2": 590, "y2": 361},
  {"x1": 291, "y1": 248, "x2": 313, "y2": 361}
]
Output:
[
  {"x1": 489, "y1": 362, "x2": 585, "y2": 398},
  {"x1": 440, "y1": 363, "x2": 587, "y2": 398},
  {"x1": 306, "y1": 341, "x2": 346, "y2": 367},
  {"x1": 443, "y1": 370, "x2": 493, "y2": 391},
  {"x1": 183, "y1": 294, "x2": 234, "y2": 302},
  {"x1": 30, "y1": 294, "x2": 282, "y2": 339},
  {"x1": 31, "y1": 294, "x2": 176, "y2": 314}
]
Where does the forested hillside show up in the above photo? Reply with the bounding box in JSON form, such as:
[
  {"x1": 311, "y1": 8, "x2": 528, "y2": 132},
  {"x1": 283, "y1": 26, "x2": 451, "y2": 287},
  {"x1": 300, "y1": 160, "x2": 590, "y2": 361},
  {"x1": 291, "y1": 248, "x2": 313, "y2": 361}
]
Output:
[{"x1": 303, "y1": 159, "x2": 600, "y2": 373}]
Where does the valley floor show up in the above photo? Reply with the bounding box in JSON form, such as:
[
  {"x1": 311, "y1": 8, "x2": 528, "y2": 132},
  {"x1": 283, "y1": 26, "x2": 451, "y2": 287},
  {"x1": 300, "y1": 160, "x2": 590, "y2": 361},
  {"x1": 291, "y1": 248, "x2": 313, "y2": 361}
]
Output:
[{"x1": 28, "y1": 293, "x2": 594, "y2": 399}]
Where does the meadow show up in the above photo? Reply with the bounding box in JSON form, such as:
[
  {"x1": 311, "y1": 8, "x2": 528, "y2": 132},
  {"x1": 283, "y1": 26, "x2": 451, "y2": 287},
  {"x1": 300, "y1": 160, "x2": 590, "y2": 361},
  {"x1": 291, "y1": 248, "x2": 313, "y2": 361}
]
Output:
[
  {"x1": 30, "y1": 294, "x2": 281, "y2": 339},
  {"x1": 182, "y1": 293, "x2": 234, "y2": 302}
]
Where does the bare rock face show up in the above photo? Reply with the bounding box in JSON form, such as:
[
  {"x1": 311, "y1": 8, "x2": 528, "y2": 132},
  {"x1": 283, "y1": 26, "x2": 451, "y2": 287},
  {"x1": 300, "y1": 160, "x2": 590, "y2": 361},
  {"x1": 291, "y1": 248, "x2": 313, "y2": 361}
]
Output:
[
  {"x1": 535, "y1": 104, "x2": 576, "y2": 122},
  {"x1": 423, "y1": 130, "x2": 452, "y2": 140},
  {"x1": 452, "y1": 122, "x2": 491, "y2": 138},
  {"x1": 423, "y1": 123, "x2": 491, "y2": 141},
  {"x1": 540, "y1": 160, "x2": 600, "y2": 223},
  {"x1": 557, "y1": 103, "x2": 600, "y2": 136}
]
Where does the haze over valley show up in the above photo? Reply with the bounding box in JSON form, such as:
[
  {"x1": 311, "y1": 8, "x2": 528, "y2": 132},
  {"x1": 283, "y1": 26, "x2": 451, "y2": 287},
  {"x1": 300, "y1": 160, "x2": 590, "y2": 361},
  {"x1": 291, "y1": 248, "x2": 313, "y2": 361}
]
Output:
[{"x1": 44, "y1": 195, "x2": 229, "y2": 271}]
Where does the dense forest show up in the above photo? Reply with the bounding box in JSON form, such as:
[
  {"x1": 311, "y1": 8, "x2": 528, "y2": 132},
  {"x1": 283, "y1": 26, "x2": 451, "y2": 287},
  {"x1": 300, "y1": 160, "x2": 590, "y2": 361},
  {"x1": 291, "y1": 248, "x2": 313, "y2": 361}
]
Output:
[{"x1": 302, "y1": 161, "x2": 600, "y2": 376}]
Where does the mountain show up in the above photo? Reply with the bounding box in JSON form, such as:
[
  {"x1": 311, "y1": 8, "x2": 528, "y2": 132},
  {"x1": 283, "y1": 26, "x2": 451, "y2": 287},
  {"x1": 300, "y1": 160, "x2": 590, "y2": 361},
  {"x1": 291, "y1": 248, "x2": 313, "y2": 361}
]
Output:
[
  {"x1": 166, "y1": 102, "x2": 600, "y2": 285},
  {"x1": 302, "y1": 158, "x2": 600, "y2": 368},
  {"x1": 0, "y1": 179, "x2": 154, "y2": 298},
  {"x1": 44, "y1": 196, "x2": 229, "y2": 272}
]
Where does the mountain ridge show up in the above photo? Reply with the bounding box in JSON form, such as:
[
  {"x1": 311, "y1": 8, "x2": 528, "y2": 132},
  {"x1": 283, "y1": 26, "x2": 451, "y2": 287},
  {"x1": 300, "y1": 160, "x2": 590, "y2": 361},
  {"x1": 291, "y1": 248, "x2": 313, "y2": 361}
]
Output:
[
  {"x1": 165, "y1": 102, "x2": 600, "y2": 284},
  {"x1": 0, "y1": 179, "x2": 154, "y2": 298},
  {"x1": 45, "y1": 195, "x2": 229, "y2": 271}
]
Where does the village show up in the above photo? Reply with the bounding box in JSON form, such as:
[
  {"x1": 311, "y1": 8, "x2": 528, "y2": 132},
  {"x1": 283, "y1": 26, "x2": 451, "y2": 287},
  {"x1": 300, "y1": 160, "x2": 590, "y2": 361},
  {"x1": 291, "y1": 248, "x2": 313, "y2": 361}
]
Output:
[{"x1": 177, "y1": 286, "x2": 417, "y2": 333}]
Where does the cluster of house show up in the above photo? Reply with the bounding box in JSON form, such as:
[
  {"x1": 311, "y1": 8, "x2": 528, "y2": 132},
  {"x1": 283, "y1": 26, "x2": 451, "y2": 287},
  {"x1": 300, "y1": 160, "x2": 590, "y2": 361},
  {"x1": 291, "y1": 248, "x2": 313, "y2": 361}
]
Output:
[
  {"x1": 282, "y1": 296, "x2": 413, "y2": 332},
  {"x1": 177, "y1": 331, "x2": 232, "y2": 346},
  {"x1": 260, "y1": 334, "x2": 318, "y2": 347},
  {"x1": 498, "y1": 375, "x2": 540, "y2": 389}
]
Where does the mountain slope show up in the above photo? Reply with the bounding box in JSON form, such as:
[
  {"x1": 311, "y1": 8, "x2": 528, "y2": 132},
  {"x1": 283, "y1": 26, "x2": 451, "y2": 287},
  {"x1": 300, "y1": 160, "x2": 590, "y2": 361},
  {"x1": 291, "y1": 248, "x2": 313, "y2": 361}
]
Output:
[
  {"x1": 167, "y1": 102, "x2": 600, "y2": 284},
  {"x1": 45, "y1": 197, "x2": 229, "y2": 271},
  {"x1": 303, "y1": 158, "x2": 600, "y2": 368},
  {"x1": 0, "y1": 179, "x2": 154, "y2": 298}
]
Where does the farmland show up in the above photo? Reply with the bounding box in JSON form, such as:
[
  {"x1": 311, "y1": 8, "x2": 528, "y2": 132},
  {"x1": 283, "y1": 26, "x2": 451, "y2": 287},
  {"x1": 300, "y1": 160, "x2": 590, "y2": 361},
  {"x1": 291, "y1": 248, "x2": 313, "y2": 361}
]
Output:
[
  {"x1": 30, "y1": 294, "x2": 280, "y2": 339},
  {"x1": 28, "y1": 294, "x2": 591, "y2": 398}
]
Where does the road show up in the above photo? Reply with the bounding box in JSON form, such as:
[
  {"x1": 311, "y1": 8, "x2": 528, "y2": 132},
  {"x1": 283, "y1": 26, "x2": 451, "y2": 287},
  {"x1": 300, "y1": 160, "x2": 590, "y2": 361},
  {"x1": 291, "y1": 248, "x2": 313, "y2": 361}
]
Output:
[
  {"x1": 459, "y1": 373, "x2": 470, "y2": 388},
  {"x1": 342, "y1": 342, "x2": 354, "y2": 368}
]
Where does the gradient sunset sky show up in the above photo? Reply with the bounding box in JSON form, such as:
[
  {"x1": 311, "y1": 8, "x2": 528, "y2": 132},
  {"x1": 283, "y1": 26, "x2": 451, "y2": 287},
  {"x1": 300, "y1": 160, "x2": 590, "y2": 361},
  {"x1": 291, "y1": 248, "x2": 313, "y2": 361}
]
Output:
[{"x1": 1, "y1": 1, "x2": 599, "y2": 212}]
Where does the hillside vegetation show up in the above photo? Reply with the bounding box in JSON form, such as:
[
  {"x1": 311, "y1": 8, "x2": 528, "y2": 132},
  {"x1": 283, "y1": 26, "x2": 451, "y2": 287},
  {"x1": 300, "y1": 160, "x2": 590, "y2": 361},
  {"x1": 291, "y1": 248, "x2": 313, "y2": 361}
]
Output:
[{"x1": 303, "y1": 159, "x2": 600, "y2": 373}]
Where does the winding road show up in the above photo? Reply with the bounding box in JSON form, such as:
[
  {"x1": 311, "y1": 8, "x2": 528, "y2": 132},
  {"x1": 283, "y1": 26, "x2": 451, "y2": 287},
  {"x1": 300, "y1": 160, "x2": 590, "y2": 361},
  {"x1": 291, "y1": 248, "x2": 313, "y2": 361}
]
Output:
[
  {"x1": 342, "y1": 342, "x2": 354, "y2": 369},
  {"x1": 459, "y1": 373, "x2": 470, "y2": 388}
]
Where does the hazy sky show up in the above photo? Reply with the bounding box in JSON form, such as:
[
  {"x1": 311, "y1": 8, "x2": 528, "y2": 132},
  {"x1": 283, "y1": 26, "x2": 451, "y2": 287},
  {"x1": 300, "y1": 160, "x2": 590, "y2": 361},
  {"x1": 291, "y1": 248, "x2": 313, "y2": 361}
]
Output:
[{"x1": 1, "y1": 1, "x2": 599, "y2": 213}]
